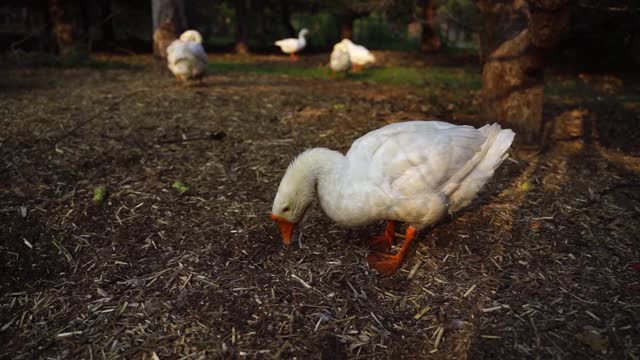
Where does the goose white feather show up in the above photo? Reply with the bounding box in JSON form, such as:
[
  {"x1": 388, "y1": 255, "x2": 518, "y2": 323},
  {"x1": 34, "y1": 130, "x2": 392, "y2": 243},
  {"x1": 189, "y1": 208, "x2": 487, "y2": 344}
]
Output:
[
  {"x1": 271, "y1": 120, "x2": 515, "y2": 274},
  {"x1": 330, "y1": 42, "x2": 351, "y2": 73},
  {"x1": 167, "y1": 30, "x2": 207, "y2": 82},
  {"x1": 339, "y1": 38, "x2": 375, "y2": 67},
  {"x1": 179, "y1": 29, "x2": 203, "y2": 44},
  {"x1": 275, "y1": 29, "x2": 308, "y2": 56}
]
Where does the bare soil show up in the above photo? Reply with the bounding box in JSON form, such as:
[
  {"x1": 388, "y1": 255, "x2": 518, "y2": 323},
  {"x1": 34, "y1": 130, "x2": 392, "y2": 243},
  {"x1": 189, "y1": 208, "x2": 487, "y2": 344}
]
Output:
[{"x1": 0, "y1": 55, "x2": 639, "y2": 359}]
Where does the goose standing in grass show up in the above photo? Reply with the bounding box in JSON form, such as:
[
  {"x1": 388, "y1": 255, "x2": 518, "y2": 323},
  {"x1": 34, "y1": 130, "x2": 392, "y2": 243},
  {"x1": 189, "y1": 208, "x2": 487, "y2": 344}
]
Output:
[
  {"x1": 275, "y1": 29, "x2": 309, "y2": 61},
  {"x1": 270, "y1": 121, "x2": 515, "y2": 276},
  {"x1": 339, "y1": 38, "x2": 375, "y2": 72},
  {"x1": 167, "y1": 30, "x2": 208, "y2": 85},
  {"x1": 330, "y1": 41, "x2": 351, "y2": 75}
]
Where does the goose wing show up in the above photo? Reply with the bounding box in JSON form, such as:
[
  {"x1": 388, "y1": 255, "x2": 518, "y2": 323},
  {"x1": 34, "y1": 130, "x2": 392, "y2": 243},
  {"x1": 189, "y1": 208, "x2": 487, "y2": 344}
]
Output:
[{"x1": 346, "y1": 121, "x2": 489, "y2": 195}]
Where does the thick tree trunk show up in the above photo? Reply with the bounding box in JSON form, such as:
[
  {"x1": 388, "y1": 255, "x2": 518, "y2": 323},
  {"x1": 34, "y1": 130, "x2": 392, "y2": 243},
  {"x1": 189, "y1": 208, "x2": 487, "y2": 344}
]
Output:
[
  {"x1": 339, "y1": 13, "x2": 356, "y2": 39},
  {"x1": 421, "y1": 0, "x2": 441, "y2": 52},
  {"x1": 47, "y1": 0, "x2": 73, "y2": 54},
  {"x1": 481, "y1": 30, "x2": 544, "y2": 144},
  {"x1": 234, "y1": 0, "x2": 249, "y2": 54},
  {"x1": 479, "y1": 0, "x2": 571, "y2": 144},
  {"x1": 152, "y1": 0, "x2": 186, "y2": 32},
  {"x1": 151, "y1": 0, "x2": 186, "y2": 59}
]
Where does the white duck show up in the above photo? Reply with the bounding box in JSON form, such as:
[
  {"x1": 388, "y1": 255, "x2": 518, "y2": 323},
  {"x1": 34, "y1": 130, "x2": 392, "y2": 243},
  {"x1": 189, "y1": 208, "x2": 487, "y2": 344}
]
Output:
[
  {"x1": 339, "y1": 38, "x2": 375, "y2": 72},
  {"x1": 275, "y1": 29, "x2": 309, "y2": 61},
  {"x1": 271, "y1": 121, "x2": 515, "y2": 275},
  {"x1": 330, "y1": 41, "x2": 351, "y2": 75},
  {"x1": 167, "y1": 30, "x2": 208, "y2": 84}
]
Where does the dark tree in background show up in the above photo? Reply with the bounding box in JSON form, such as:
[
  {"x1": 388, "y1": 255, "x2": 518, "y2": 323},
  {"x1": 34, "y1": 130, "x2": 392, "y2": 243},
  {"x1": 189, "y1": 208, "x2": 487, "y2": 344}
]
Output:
[
  {"x1": 336, "y1": 1, "x2": 371, "y2": 40},
  {"x1": 234, "y1": 0, "x2": 249, "y2": 54},
  {"x1": 279, "y1": 0, "x2": 296, "y2": 37},
  {"x1": 99, "y1": 0, "x2": 115, "y2": 45},
  {"x1": 477, "y1": 0, "x2": 572, "y2": 144},
  {"x1": 339, "y1": 11, "x2": 358, "y2": 39},
  {"x1": 421, "y1": 0, "x2": 441, "y2": 52},
  {"x1": 152, "y1": 0, "x2": 186, "y2": 59},
  {"x1": 47, "y1": 0, "x2": 74, "y2": 54}
]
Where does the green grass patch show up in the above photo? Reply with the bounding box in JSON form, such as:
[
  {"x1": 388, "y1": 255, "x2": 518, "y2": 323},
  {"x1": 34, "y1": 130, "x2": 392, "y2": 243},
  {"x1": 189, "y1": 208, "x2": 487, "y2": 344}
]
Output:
[
  {"x1": 208, "y1": 60, "x2": 330, "y2": 79},
  {"x1": 208, "y1": 59, "x2": 480, "y2": 90}
]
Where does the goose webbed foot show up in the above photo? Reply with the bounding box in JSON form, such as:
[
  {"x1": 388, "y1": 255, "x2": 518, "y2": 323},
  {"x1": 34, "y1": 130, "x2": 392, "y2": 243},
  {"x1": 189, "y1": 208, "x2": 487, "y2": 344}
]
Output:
[
  {"x1": 367, "y1": 225, "x2": 417, "y2": 276},
  {"x1": 367, "y1": 220, "x2": 395, "y2": 252}
]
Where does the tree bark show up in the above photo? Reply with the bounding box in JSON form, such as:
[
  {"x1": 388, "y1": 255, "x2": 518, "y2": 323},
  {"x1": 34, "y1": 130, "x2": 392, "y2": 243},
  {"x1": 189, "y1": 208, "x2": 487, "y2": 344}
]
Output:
[
  {"x1": 152, "y1": 0, "x2": 186, "y2": 32},
  {"x1": 339, "y1": 12, "x2": 356, "y2": 39},
  {"x1": 478, "y1": 0, "x2": 571, "y2": 144},
  {"x1": 234, "y1": 0, "x2": 249, "y2": 54},
  {"x1": 47, "y1": 0, "x2": 74, "y2": 54},
  {"x1": 421, "y1": 0, "x2": 441, "y2": 52},
  {"x1": 151, "y1": 0, "x2": 186, "y2": 60}
]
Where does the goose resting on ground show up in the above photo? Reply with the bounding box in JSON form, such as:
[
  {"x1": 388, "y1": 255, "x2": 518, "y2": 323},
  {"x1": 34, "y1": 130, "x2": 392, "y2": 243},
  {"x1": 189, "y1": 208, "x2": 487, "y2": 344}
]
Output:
[
  {"x1": 167, "y1": 30, "x2": 208, "y2": 84},
  {"x1": 275, "y1": 29, "x2": 309, "y2": 61},
  {"x1": 270, "y1": 121, "x2": 515, "y2": 275}
]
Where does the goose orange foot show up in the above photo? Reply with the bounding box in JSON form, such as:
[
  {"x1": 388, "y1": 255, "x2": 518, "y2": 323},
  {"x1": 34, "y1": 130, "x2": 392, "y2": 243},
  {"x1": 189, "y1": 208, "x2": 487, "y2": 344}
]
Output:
[
  {"x1": 368, "y1": 221, "x2": 395, "y2": 252},
  {"x1": 367, "y1": 252, "x2": 403, "y2": 276},
  {"x1": 367, "y1": 225, "x2": 417, "y2": 276}
]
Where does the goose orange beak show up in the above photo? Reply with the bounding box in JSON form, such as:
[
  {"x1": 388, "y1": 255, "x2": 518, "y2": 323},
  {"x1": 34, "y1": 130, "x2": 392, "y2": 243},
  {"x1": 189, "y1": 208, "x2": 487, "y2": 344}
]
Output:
[{"x1": 270, "y1": 213, "x2": 295, "y2": 245}]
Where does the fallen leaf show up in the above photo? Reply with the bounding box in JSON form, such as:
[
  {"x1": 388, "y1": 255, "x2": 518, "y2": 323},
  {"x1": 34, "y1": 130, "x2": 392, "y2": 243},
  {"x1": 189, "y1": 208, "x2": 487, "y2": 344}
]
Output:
[{"x1": 575, "y1": 330, "x2": 609, "y2": 352}]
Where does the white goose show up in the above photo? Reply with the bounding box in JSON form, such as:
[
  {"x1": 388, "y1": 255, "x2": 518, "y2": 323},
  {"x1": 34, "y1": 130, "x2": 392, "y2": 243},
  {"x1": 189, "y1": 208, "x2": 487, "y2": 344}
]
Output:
[
  {"x1": 167, "y1": 30, "x2": 208, "y2": 84},
  {"x1": 271, "y1": 121, "x2": 515, "y2": 275},
  {"x1": 339, "y1": 38, "x2": 375, "y2": 72},
  {"x1": 330, "y1": 41, "x2": 351, "y2": 74},
  {"x1": 275, "y1": 29, "x2": 309, "y2": 61}
]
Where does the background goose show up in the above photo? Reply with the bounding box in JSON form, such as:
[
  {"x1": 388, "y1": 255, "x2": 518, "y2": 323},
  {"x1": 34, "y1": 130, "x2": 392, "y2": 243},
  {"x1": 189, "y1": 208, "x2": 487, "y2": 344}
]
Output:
[
  {"x1": 330, "y1": 41, "x2": 351, "y2": 74},
  {"x1": 339, "y1": 38, "x2": 376, "y2": 72},
  {"x1": 275, "y1": 29, "x2": 309, "y2": 61},
  {"x1": 271, "y1": 121, "x2": 515, "y2": 275},
  {"x1": 167, "y1": 29, "x2": 208, "y2": 84}
]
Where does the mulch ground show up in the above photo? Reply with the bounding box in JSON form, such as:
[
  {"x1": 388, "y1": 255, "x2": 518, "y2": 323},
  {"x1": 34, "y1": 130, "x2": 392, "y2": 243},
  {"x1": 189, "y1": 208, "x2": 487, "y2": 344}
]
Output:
[{"x1": 1, "y1": 55, "x2": 639, "y2": 359}]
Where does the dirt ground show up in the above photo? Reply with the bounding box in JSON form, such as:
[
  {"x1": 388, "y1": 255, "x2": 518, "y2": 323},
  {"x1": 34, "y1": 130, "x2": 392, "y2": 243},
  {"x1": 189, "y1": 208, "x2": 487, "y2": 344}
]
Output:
[{"x1": 1, "y1": 55, "x2": 639, "y2": 359}]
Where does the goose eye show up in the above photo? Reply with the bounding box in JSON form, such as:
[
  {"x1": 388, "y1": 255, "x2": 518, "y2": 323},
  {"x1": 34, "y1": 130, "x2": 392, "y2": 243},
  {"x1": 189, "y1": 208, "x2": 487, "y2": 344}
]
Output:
[{"x1": 282, "y1": 207, "x2": 290, "y2": 212}]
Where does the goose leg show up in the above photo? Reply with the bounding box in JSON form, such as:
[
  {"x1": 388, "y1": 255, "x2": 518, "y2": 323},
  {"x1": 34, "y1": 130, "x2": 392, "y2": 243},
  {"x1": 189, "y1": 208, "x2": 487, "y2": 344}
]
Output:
[
  {"x1": 290, "y1": 53, "x2": 298, "y2": 61},
  {"x1": 367, "y1": 226, "x2": 417, "y2": 276},
  {"x1": 368, "y1": 220, "x2": 395, "y2": 252}
]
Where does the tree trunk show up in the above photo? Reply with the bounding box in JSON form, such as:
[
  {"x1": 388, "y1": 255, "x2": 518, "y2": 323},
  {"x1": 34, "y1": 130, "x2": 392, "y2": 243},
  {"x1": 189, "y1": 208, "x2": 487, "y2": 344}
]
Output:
[
  {"x1": 151, "y1": 0, "x2": 186, "y2": 60},
  {"x1": 234, "y1": 0, "x2": 249, "y2": 54},
  {"x1": 280, "y1": 0, "x2": 295, "y2": 37},
  {"x1": 253, "y1": 0, "x2": 267, "y2": 43},
  {"x1": 47, "y1": 0, "x2": 74, "y2": 54},
  {"x1": 421, "y1": 0, "x2": 441, "y2": 52},
  {"x1": 478, "y1": 0, "x2": 571, "y2": 144},
  {"x1": 99, "y1": 0, "x2": 115, "y2": 44},
  {"x1": 339, "y1": 13, "x2": 356, "y2": 39}
]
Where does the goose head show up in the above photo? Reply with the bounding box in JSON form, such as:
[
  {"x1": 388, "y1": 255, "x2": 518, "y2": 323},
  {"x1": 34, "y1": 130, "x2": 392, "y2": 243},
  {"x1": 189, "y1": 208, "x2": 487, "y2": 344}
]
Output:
[
  {"x1": 179, "y1": 30, "x2": 203, "y2": 44},
  {"x1": 298, "y1": 28, "x2": 309, "y2": 38},
  {"x1": 270, "y1": 153, "x2": 317, "y2": 245}
]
